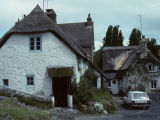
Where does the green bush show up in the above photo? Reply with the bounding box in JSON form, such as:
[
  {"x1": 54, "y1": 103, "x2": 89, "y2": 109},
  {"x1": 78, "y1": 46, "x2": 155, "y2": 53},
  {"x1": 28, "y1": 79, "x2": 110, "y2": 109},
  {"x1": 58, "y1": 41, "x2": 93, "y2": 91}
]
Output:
[
  {"x1": 72, "y1": 67, "x2": 117, "y2": 113},
  {"x1": 0, "y1": 91, "x2": 10, "y2": 97},
  {"x1": 83, "y1": 67, "x2": 97, "y2": 88},
  {"x1": 72, "y1": 77, "x2": 91, "y2": 108},
  {"x1": 88, "y1": 88, "x2": 117, "y2": 113}
]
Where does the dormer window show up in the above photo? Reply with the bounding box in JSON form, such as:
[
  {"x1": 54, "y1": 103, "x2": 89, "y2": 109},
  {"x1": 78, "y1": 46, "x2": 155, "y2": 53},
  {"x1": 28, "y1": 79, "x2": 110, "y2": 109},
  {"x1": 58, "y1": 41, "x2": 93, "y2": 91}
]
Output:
[
  {"x1": 30, "y1": 36, "x2": 42, "y2": 51},
  {"x1": 148, "y1": 64, "x2": 156, "y2": 72}
]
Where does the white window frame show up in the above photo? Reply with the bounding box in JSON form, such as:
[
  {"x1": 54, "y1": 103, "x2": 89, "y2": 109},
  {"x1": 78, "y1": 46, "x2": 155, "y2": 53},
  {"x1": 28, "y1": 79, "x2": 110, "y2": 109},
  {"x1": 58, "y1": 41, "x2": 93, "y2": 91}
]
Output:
[
  {"x1": 148, "y1": 63, "x2": 156, "y2": 72},
  {"x1": 151, "y1": 80, "x2": 157, "y2": 90},
  {"x1": 29, "y1": 36, "x2": 42, "y2": 51},
  {"x1": 3, "y1": 79, "x2": 9, "y2": 88},
  {"x1": 26, "y1": 75, "x2": 35, "y2": 87}
]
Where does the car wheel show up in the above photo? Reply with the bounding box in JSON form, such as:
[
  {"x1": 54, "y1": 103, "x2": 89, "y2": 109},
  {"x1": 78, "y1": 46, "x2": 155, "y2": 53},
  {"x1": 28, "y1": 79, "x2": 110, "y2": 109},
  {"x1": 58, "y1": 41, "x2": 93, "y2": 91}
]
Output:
[{"x1": 146, "y1": 106, "x2": 149, "y2": 109}]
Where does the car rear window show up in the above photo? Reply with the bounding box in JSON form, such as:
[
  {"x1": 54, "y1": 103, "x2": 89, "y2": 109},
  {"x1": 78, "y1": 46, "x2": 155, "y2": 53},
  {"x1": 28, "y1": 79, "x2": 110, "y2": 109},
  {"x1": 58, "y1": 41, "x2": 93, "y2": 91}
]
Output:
[{"x1": 133, "y1": 93, "x2": 148, "y2": 99}]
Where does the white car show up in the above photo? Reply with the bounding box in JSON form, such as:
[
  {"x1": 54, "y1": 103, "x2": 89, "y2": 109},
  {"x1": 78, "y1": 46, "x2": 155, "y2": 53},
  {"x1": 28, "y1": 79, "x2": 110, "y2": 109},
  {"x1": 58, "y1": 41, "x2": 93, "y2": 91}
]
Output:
[{"x1": 123, "y1": 91, "x2": 151, "y2": 109}]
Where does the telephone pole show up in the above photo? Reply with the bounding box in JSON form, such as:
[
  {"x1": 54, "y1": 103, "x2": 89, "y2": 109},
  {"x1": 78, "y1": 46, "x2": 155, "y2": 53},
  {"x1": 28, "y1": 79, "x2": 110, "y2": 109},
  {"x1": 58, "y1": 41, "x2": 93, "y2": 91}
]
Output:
[
  {"x1": 43, "y1": 0, "x2": 44, "y2": 11},
  {"x1": 47, "y1": 0, "x2": 48, "y2": 9},
  {"x1": 138, "y1": 15, "x2": 143, "y2": 35}
]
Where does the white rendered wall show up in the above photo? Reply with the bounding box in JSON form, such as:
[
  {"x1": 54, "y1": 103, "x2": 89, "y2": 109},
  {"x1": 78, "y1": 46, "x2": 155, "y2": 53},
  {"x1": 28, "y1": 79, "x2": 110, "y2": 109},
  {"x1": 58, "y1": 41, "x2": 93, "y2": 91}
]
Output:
[
  {"x1": 78, "y1": 59, "x2": 88, "y2": 77},
  {"x1": 0, "y1": 32, "x2": 80, "y2": 97},
  {"x1": 122, "y1": 63, "x2": 160, "y2": 93}
]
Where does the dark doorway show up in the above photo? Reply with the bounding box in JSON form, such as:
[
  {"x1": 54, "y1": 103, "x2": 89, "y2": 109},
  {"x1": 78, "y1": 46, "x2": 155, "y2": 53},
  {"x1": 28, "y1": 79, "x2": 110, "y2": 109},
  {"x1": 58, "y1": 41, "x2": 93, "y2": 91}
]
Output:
[{"x1": 52, "y1": 77, "x2": 71, "y2": 107}]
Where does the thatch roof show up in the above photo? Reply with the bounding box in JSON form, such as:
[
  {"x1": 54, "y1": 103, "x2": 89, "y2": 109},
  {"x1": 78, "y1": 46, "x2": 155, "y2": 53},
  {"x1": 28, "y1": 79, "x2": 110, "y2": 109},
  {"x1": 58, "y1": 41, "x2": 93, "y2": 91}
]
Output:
[
  {"x1": 48, "y1": 67, "x2": 74, "y2": 77},
  {"x1": 104, "y1": 72, "x2": 117, "y2": 80},
  {"x1": 102, "y1": 46, "x2": 138, "y2": 71},
  {"x1": 0, "y1": 5, "x2": 86, "y2": 59},
  {"x1": 0, "y1": 5, "x2": 108, "y2": 80},
  {"x1": 58, "y1": 22, "x2": 94, "y2": 47},
  {"x1": 102, "y1": 46, "x2": 160, "y2": 71}
]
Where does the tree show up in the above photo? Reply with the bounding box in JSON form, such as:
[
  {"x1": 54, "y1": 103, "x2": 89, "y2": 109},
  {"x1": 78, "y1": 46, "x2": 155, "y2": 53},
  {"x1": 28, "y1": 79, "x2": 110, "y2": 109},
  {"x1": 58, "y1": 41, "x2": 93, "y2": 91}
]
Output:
[
  {"x1": 147, "y1": 38, "x2": 159, "y2": 58},
  {"x1": 129, "y1": 28, "x2": 141, "y2": 46},
  {"x1": 112, "y1": 25, "x2": 119, "y2": 46},
  {"x1": 118, "y1": 30, "x2": 124, "y2": 46},
  {"x1": 93, "y1": 49, "x2": 102, "y2": 68},
  {"x1": 103, "y1": 25, "x2": 123, "y2": 47},
  {"x1": 103, "y1": 25, "x2": 113, "y2": 46}
]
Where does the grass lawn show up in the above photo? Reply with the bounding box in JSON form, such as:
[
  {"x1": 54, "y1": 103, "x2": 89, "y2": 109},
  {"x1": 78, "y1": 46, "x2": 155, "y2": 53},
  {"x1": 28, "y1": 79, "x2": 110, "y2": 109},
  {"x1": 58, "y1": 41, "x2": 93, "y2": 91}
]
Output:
[{"x1": 0, "y1": 98, "x2": 49, "y2": 120}]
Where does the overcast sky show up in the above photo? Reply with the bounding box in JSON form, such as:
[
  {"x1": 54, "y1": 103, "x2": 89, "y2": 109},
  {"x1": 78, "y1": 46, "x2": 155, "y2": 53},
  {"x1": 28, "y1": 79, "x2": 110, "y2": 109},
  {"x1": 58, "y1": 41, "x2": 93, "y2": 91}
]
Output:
[{"x1": 1, "y1": 0, "x2": 160, "y2": 50}]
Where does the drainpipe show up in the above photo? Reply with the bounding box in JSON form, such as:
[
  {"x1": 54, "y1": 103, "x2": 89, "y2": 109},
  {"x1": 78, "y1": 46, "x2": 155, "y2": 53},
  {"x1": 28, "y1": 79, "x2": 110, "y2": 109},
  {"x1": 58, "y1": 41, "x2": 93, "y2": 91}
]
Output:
[
  {"x1": 97, "y1": 76, "x2": 101, "y2": 89},
  {"x1": 67, "y1": 95, "x2": 73, "y2": 108}
]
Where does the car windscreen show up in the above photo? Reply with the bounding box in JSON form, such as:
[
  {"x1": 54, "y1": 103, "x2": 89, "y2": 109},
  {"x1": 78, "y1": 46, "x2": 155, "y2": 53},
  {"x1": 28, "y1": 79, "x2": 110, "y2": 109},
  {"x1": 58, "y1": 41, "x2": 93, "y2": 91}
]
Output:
[{"x1": 133, "y1": 93, "x2": 148, "y2": 99}]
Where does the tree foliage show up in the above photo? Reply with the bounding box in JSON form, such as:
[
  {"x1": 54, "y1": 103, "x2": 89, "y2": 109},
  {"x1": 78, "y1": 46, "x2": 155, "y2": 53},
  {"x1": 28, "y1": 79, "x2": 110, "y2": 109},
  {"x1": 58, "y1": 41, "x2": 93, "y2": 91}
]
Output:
[
  {"x1": 147, "y1": 38, "x2": 159, "y2": 58},
  {"x1": 93, "y1": 49, "x2": 102, "y2": 68},
  {"x1": 129, "y1": 28, "x2": 141, "y2": 46},
  {"x1": 72, "y1": 77, "x2": 91, "y2": 107},
  {"x1": 103, "y1": 25, "x2": 113, "y2": 46},
  {"x1": 84, "y1": 67, "x2": 97, "y2": 88},
  {"x1": 72, "y1": 67, "x2": 97, "y2": 107},
  {"x1": 103, "y1": 25, "x2": 124, "y2": 47},
  {"x1": 118, "y1": 30, "x2": 123, "y2": 46}
]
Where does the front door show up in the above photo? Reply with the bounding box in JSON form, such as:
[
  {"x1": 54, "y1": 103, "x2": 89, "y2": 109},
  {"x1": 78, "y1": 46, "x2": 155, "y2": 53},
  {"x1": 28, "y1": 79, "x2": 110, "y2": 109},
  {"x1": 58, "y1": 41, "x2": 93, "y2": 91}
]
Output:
[
  {"x1": 52, "y1": 77, "x2": 70, "y2": 107},
  {"x1": 111, "y1": 80, "x2": 118, "y2": 94}
]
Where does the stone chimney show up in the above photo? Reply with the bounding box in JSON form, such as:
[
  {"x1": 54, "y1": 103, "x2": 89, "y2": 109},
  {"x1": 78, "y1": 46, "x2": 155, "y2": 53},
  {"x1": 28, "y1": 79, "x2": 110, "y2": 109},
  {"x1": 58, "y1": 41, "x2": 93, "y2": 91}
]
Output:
[
  {"x1": 138, "y1": 35, "x2": 147, "y2": 50},
  {"x1": 45, "y1": 9, "x2": 57, "y2": 23},
  {"x1": 138, "y1": 35, "x2": 148, "y2": 58},
  {"x1": 86, "y1": 13, "x2": 93, "y2": 26}
]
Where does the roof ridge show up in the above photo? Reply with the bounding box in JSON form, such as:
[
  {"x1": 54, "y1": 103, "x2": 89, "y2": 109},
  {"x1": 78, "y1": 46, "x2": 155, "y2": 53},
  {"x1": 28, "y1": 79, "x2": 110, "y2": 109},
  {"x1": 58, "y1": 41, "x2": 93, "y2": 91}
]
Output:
[
  {"x1": 58, "y1": 22, "x2": 87, "y2": 25},
  {"x1": 31, "y1": 4, "x2": 43, "y2": 13},
  {"x1": 102, "y1": 46, "x2": 137, "y2": 51}
]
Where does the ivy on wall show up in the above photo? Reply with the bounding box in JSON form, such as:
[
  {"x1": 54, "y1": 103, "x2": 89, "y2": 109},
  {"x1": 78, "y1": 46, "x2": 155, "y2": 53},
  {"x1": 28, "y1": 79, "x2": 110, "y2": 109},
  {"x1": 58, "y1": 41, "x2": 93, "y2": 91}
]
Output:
[{"x1": 126, "y1": 61, "x2": 151, "y2": 92}]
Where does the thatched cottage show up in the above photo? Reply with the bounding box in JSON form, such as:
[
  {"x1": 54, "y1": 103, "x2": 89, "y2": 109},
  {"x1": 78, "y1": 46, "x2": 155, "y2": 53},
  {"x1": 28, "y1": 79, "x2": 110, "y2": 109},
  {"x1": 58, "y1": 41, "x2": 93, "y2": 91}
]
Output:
[
  {"x1": 102, "y1": 36, "x2": 160, "y2": 94},
  {"x1": 0, "y1": 5, "x2": 106, "y2": 108}
]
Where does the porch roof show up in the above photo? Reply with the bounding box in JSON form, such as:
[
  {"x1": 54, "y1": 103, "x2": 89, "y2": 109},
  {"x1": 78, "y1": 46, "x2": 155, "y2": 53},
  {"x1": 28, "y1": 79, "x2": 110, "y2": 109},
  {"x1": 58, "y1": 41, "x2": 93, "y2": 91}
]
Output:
[{"x1": 48, "y1": 67, "x2": 74, "y2": 77}]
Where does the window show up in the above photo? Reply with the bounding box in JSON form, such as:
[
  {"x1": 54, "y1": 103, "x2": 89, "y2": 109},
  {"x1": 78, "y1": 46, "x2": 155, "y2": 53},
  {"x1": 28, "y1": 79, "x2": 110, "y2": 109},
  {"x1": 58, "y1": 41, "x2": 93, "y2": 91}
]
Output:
[
  {"x1": 133, "y1": 93, "x2": 148, "y2": 99},
  {"x1": 151, "y1": 80, "x2": 157, "y2": 90},
  {"x1": 108, "y1": 80, "x2": 111, "y2": 87},
  {"x1": 26, "y1": 75, "x2": 34, "y2": 86},
  {"x1": 148, "y1": 64, "x2": 155, "y2": 72},
  {"x1": 3, "y1": 79, "x2": 8, "y2": 87},
  {"x1": 113, "y1": 80, "x2": 116, "y2": 84},
  {"x1": 149, "y1": 65, "x2": 152, "y2": 71},
  {"x1": 30, "y1": 36, "x2": 42, "y2": 51}
]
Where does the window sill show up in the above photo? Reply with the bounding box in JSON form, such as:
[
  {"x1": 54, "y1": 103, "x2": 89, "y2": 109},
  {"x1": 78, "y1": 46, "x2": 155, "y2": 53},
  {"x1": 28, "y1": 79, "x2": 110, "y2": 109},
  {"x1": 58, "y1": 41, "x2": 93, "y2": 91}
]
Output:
[
  {"x1": 148, "y1": 71, "x2": 158, "y2": 74},
  {"x1": 151, "y1": 89, "x2": 157, "y2": 91},
  {"x1": 3, "y1": 86, "x2": 9, "y2": 88},
  {"x1": 26, "y1": 86, "x2": 35, "y2": 89},
  {"x1": 29, "y1": 50, "x2": 42, "y2": 52}
]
